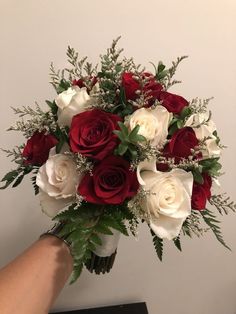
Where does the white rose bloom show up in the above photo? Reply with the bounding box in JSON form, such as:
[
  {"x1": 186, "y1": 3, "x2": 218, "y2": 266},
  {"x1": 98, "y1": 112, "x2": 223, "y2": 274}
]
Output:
[
  {"x1": 185, "y1": 112, "x2": 221, "y2": 158},
  {"x1": 126, "y1": 106, "x2": 172, "y2": 146},
  {"x1": 36, "y1": 153, "x2": 82, "y2": 217},
  {"x1": 55, "y1": 86, "x2": 91, "y2": 126},
  {"x1": 137, "y1": 159, "x2": 193, "y2": 240}
]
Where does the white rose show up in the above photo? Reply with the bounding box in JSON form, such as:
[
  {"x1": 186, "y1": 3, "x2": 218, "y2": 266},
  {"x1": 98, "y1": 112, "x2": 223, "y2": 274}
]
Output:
[
  {"x1": 55, "y1": 86, "x2": 91, "y2": 126},
  {"x1": 36, "y1": 153, "x2": 82, "y2": 217},
  {"x1": 137, "y1": 159, "x2": 193, "y2": 240},
  {"x1": 185, "y1": 112, "x2": 221, "y2": 158},
  {"x1": 126, "y1": 106, "x2": 172, "y2": 146}
]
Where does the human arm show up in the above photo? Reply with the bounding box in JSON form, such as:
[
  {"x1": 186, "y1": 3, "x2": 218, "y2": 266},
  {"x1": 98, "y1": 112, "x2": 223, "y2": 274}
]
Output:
[{"x1": 0, "y1": 235, "x2": 73, "y2": 314}]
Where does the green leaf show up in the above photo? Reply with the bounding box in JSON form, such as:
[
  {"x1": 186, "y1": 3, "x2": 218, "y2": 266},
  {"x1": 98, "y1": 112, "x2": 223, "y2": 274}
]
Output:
[
  {"x1": 192, "y1": 169, "x2": 204, "y2": 184},
  {"x1": 208, "y1": 162, "x2": 222, "y2": 177},
  {"x1": 31, "y1": 175, "x2": 39, "y2": 195},
  {"x1": 151, "y1": 230, "x2": 163, "y2": 261},
  {"x1": 200, "y1": 158, "x2": 219, "y2": 169},
  {"x1": 158, "y1": 62, "x2": 166, "y2": 73},
  {"x1": 121, "y1": 105, "x2": 133, "y2": 117},
  {"x1": 101, "y1": 215, "x2": 128, "y2": 236},
  {"x1": 69, "y1": 263, "x2": 83, "y2": 285},
  {"x1": 177, "y1": 120, "x2": 184, "y2": 129},
  {"x1": 56, "y1": 139, "x2": 65, "y2": 154},
  {"x1": 57, "y1": 79, "x2": 70, "y2": 94},
  {"x1": 45, "y1": 100, "x2": 58, "y2": 115},
  {"x1": 117, "y1": 143, "x2": 128, "y2": 155},
  {"x1": 12, "y1": 173, "x2": 25, "y2": 188},
  {"x1": 113, "y1": 130, "x2": 126, "y2": 142},
  {"x1": 131, "y1": 134, "x2": 146, "y2": 142},
  {"x1": 95, "y1": 223, "x2": 113, "y2": 235},
  {"x1": 128, "y1": 125, "x2": 140, "y2": 141},
  {"x1": 53, "y1": 204, "x2": 78, "y2": 221},
  {"x1": 90, "y1": 233, "x2": 102, "y2": 246},
  {"x1": 157, "y1": 70, "x2": 168, "y2": 80},
  {"x1": 168, "y1": 122, "x2": 179, "y2": 136},
  {"x1": 173, "y1": 236, "x2": 182, "y2": 252},
  {"x1": 180, "y1": 106, "x2": 192, "y2": 119},
  {"x1": 88, "y1": 242, "x2": 96, "y2": 252},
  {"x1": 128, "y1": 147, "x2": 138, "y2": 160},
  {"x1": 119, "y1": 86, "x2": 127, "y2": 104},
  {"x1": 1, "y1": 170, "x2": 19, "y2": 183},
  {"x1": 200, "y1": 209, "x2": 231, "y2": 250},
  {"x1": 118, "y1": 121, "x2": 129, "y2": 137},
  {"x1": 0, "y1": 169, "x2": 21, "y2": 189}
]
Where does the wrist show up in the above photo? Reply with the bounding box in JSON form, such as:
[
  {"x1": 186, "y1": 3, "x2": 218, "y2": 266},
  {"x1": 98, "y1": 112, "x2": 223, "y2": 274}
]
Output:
[
  {"x1": 38, "y1": 234, "x2": 73, "y2": 268},
  {"x1": 39, "y1": 223, "x2": 73, "y2": 263}
]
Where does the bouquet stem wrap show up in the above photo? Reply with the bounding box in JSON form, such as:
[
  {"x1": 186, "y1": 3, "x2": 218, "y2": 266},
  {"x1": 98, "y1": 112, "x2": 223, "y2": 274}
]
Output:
[{"x1": 86, "y1": 229, "x2": 121, "y2": 274}]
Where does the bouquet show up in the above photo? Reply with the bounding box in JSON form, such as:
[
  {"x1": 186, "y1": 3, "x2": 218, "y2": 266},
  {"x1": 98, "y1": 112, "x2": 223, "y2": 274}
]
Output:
[{"x1": 1, "y1": 38, "x2": 235, "y2": 283}]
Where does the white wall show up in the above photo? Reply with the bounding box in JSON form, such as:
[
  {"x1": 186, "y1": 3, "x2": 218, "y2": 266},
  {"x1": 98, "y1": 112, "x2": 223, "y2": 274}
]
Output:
[{"x1": 0, "y1": 1, "x2": 236, "y2": 313}]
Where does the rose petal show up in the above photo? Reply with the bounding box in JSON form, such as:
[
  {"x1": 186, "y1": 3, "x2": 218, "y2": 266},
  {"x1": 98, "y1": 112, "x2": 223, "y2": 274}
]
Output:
[
  {"x1": 137, "y1": 158, "x2": 158, "y2": 186},
  {"x1": 150, "y1": 216, "x2": 186, "y2": 240},
  {"x1": 39, "y1": 190, "x2": 73, "y2": 218}
]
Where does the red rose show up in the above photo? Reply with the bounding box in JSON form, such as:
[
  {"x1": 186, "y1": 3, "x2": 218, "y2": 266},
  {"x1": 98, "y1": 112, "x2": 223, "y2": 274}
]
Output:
[
  {"x1": 191, "y1": 173, "x2": 212, "y2": 210},
  {"x1": 158, "y1": 91, "x2": 188, "y2": 114},
  {"x1": 78, "y1": 155, "x2": 139, "y2": 204},
  {"x1": 164, "y1": 127, "x2": 199, "y2": 161},
  {"x1": 69, "y1": 109, "x2": 121, "y2": 161},
  {"x1": 143, "y1": 73, "x2": 163, "y2": 105},
  {"x1": 22, "y1": 131, "x2": 58, "y2": 166},
  {"x1": 72, "y1": 76, "x2": 97, "y2": 91},
  {"x1": 122, "y1": 72, "x2": 162, "y2": 103},
  {"x1": 122, "y1": 72, "x2": 140, "y2": 100}
]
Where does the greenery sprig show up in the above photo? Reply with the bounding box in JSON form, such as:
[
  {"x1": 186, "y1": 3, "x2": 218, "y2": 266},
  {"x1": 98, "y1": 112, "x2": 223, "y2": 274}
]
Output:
[
  {"x1": 53, "y1": 201, "x2": 133, "y2": 283},
  {"x1": 210, "y1": 194, "x2": 236, "y2": 215},
  {"x1": 114, "y1": 122, "x2": 146, "y2": 160}
]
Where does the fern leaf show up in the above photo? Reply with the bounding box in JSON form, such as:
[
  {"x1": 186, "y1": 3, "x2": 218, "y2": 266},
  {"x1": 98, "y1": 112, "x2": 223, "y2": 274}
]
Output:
[
  {"x1": 173, "y1": 236, "x2": 182, "y2": 252},
  {"x1": 200, "y1": 209, "x2": 231, "y2": 250},
  {"x1": 151, "y1": 230, "x2": 163, "y2": 261}
]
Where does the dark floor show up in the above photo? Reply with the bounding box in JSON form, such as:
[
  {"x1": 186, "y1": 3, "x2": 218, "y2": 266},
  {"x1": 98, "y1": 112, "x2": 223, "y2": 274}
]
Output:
[{"x1": 51, "y1": 302, "x2": 148, "y2": 314}]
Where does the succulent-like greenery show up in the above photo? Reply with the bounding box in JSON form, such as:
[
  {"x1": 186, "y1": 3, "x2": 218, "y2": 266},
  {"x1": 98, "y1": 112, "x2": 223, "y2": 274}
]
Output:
[{"x1": 114, "y1": 122, "x2": 146, "y2": 160}]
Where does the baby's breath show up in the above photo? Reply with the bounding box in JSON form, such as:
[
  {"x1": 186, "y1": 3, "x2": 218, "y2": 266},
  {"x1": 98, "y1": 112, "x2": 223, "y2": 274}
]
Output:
[{"x1": 8, "y1": 104, "x2": 57, "y2": 138}]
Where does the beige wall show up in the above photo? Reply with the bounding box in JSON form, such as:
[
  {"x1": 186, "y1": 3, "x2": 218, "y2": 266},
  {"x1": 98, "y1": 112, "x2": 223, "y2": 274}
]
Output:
[{"x1": 0, "y1": 1, "x2": 236, "y2": 313}]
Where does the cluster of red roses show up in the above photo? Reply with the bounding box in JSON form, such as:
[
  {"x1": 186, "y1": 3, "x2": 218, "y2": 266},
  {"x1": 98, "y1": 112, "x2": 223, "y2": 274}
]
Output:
[{"x1": 22, "y1": 71, "x2": 212, "y2": 212}]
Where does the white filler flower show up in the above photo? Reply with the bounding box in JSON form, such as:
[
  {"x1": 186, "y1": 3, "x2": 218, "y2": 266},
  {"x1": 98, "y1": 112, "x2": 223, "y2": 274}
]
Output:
[
  {"x1": 36, "y1": 152, "x2": 82, "y2": 217},
  {"x1": 137, "y1": 159, "x2": 193, "y2": 240},
  {"x1": 126, "y1": 106, "x2": 172, "y2": 146}
]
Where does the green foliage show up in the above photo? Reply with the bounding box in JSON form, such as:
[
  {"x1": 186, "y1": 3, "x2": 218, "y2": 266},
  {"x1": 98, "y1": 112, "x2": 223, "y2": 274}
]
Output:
[
  {"x1": 53, "y1": 201, "x2": 131, "y2": 283},
  {"x1": 114, "y1": 122, "x2": 146, "y2": 160},
  {"x1": 179, "y1": 106, "x2": 192, "y2": 120},
  {"x1": 56, "y1": 79, "x2": 71, "y2": 94},
  {"x1": 182, "y1": 218, "x2": 192, "y2": 238},
  {"x1": 151, "y1": 61, "x2": 169, "y2": 81},
  {"x1": 200, "y1": 209, "x2": 230, "y2": 250},
  {"x1": 0, "y1": 166, "x2": 32, "y2": 190},
  {"x1": 109, "y1": 87, "x2": 134, "y2": 117},
  {"x1": 31, "y1": 176, "x2": 39, "y2": 195},
  {"x1": 168, "y1": 107, "x2": 193, "y2": 136},
  {"x1": 0, "y1": 169, "x2": 20, "y2": 189},
  {"x1": 45, "y1": 100, "x2": 58, "y2": 116},
  {"x1": 173, "y1": 236, "x2": 182, "y2": 252},
  {"x1": 53, "y1": 126, "x2": 69, "y2": 154},
  {"x1": 151, "y1": 56, "x2": 188, "y2": 89},
  {"x1": 98, "y1": 37, "x2": 124, "y2": 105},
  {"x1": 199, "y1": 158, "x2": 222, "y2": 177},
  {"x1": 209, "y1": 193, "x2": 236, "y2": 215},
  {"x1": 192, "y1": 168, "x2": 204, "y2": 184},
  {"x1": 151, "y1": 230, "x2": 163, "y2": 261}
]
